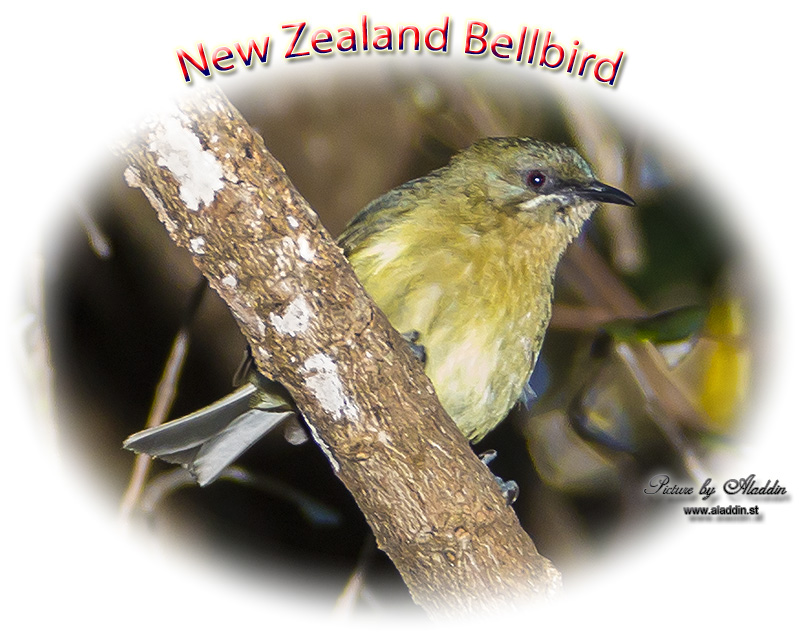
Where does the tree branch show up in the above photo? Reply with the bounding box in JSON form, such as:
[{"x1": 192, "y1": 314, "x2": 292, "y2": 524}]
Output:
[{"x1": 118, "y1": 88, "x2": 560, "y2": 617}]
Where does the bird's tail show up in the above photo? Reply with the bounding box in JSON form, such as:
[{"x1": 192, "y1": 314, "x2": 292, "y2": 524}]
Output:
[{"x1": 124, "y1": 382, "x2": 296, "y2": 486}]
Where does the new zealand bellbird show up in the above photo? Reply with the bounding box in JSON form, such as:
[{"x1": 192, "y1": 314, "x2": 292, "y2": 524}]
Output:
[{"x1": 125, "y1": 137, "x2": 635, "y2": 486}]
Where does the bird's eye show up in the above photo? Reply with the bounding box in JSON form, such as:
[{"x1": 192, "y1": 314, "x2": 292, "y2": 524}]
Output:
[{"x1": 526, "y1": 171, "x2": 547, "y2": 189}]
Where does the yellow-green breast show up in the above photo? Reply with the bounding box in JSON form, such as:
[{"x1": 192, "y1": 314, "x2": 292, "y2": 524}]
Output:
[{"x1": 344, "y1": 203, "x2": 562, "y2": 441}]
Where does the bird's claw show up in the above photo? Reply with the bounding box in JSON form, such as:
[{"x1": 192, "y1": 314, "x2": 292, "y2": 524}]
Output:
[
  {"x1": 497, "y1": 479, "x2": 519, "y2": 505},
  {"x1": 479, "y1": 449, "x2": 519, "y2": 505},
  {"x1": 402, "y1": 330, "x2": 427, "y2": 364}
]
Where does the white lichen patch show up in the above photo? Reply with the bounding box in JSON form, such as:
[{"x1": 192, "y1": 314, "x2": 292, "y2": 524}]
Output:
[
  {"x1": 189, "y1": 236, "x2": 206, "y2": 254},
  {"x1": 302, "y1": 353, "x2": 360, "y2": 421},
  {"x1": 122, "y1": 166, "x2": 140, "y2": 188},
  {"x1": 297, "y1": 235, "x2": 315, "y2": 262},
  {"x1": 221, "y1": 274, "x2": 237, "y2": 289},
  {"x1": 148, "y1": 116, "x2": 224, "y2": 211},
  {"x1": 286, "y1": 215, "x2": 299, "y2": 229},
  {"x1": 269, "y1": 295, "x2": 312, "y2": 336},
  {"x1": 255, "y1": 316, "x2": 266, "y2": 337}
]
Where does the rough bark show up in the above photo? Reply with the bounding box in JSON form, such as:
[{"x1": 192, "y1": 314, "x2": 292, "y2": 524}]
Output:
[{"x1": 118, "y1": 88, "x2": 561, "y2": 617}]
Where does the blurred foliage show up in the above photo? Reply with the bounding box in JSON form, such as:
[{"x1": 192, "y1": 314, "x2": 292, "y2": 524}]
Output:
[{"x1": 42, "y1": 70, "x2": 753, "y2": 611}]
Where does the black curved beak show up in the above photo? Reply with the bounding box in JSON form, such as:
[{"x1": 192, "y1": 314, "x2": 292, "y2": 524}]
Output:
[{"x1": 575, "y1": 181, "x2": 636, "y2": 207}]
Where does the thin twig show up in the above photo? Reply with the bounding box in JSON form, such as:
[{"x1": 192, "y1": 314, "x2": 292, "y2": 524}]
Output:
[
  {"x1": 119, "y1": 278, "x2": 207, "y2": 519},
  {"x1": 615, "y1": 342, "x2": 708, "y2": 482},
  {"x1": 567, "y1": 242, "x2": 646, "y2": 316},
  {"x1": 137, "y1": 465, "x2": 341, "y2": 526},
  {"x1": 74, "y1": 199, "x2": 113, "y2": 259},
  {"x1": 333, "y1": 534, "x2": 377, "y2": 618}
]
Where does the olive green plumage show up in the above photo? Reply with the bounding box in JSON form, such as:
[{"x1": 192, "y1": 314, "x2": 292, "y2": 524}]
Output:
[
  {"x1": 125, "y1": 137, "x2": 634, "y2": 484},
  {"x1": 340, "y1": 137, "x2": 634, "y2": 441}
]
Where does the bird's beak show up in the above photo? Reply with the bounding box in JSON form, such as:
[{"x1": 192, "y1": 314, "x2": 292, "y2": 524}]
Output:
[{"x1": 574, "y1": 181, "x2": 636, "y2": 207}]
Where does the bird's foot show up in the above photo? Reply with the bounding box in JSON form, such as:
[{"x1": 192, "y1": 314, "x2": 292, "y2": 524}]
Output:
[
  {"x1": 497, "y1": 479, "x2": 520, "y2": 506},
  {"x1": 402, "y1": 330, "x2": 427, "y2": 364},
  {"x1": 479, "y1": 449, "x2": 519, "y2": 505}
]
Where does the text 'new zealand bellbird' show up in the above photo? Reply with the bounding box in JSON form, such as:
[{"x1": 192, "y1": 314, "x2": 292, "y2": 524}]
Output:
[{"x1": 125, "y1": 137, "x2": 636, "y2": 486}]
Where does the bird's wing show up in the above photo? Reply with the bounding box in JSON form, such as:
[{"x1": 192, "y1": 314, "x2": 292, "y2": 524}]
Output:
[{"x1": 337, "y1": 178, "x2": 428, "y2": 255}]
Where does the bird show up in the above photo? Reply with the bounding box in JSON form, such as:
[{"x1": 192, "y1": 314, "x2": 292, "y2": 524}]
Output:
[{"x1": 124, "y1": 137, "x2": 635, "y2": 487}]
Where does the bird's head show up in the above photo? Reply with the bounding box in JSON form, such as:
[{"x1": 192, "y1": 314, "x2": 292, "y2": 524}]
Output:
[{"x1": 444, "y1": 137, "x2": 635, "y2": 239}]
